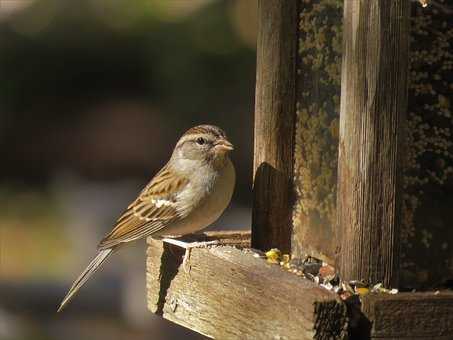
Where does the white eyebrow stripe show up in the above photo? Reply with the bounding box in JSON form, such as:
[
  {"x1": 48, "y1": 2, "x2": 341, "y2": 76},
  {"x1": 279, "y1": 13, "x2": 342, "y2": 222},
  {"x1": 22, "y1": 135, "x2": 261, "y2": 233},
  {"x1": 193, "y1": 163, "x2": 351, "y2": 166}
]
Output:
[{"x1": 176, "y1": 133, "x2": 213, "y2": 147}]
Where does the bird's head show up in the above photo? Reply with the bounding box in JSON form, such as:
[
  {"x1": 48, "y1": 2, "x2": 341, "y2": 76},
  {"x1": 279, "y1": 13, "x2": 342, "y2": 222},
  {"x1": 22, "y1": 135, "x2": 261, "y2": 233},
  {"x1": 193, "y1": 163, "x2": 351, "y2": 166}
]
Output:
[{"x1": 172, "y1": 124, "x2": 233, "y2": 169}]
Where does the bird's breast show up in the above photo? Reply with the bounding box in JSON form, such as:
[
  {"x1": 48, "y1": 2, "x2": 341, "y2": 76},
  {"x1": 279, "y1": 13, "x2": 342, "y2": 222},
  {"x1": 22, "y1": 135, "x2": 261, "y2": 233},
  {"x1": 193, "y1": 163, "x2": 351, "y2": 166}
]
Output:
[{"x1": 160, "y1": 158, "x2": 235, "y2": 236}]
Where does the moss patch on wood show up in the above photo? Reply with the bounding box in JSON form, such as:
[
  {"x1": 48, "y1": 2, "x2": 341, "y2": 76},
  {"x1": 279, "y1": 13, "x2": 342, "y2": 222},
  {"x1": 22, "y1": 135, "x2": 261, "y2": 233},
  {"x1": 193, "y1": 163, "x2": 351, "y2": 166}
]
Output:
[
  {"x1": 292, "y1": 0, "x2": 343, "y2": 263},
  {"x1": 401, "y1": 3, "x2": 453, "y2": 288}
]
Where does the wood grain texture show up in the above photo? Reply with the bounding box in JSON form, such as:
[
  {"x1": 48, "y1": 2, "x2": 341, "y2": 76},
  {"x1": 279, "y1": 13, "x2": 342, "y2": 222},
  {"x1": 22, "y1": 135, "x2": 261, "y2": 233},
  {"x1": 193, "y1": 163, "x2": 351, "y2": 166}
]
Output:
[
  {"x1": 252, "y1": 0, "x2": 298, "y2": 254},
  {"x1": 336, "y1": 0, "x2": 410, "y2": 287},
  {"x1": 146, "y1": 232, "x2": 348, "y2": 340},
  {"x1": 360, "y1": 292, "x2": 453, "y2": 339}
]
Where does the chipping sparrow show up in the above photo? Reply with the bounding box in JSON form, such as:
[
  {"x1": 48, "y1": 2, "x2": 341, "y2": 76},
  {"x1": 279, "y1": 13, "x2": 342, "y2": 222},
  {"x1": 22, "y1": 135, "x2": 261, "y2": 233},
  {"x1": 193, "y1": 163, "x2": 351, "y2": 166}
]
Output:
[{"x1": 58, "y1": 124, "x2": 235, "y2": 311}]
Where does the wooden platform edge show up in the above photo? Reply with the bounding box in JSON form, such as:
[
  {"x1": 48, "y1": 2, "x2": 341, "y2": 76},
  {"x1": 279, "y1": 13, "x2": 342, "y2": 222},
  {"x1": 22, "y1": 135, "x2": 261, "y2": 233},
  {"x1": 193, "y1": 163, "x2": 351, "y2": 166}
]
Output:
[
  {"x1": 353, "y1": 291, "x2": 453, "y2": 339},
  {"x1": 146, "y1": 231, "x2": 348, "y2": 340}
]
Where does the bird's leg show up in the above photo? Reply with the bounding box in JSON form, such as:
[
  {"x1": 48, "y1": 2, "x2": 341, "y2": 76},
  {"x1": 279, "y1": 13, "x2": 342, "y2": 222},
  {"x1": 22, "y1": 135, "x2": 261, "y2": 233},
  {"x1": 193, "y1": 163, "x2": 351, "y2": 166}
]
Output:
[{"x1": 162, "y1": 237, "x2": 220, "y2": 272}]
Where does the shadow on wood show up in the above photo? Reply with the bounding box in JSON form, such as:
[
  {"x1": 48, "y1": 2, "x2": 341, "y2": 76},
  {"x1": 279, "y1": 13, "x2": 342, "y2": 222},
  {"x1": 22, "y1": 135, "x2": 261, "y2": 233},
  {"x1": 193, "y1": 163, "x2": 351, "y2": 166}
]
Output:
[
  {"x1": 252, "y1": 162, "x2": 294, "y2": 254},
  {"x1": 155, "y1": 243, "x2": 184, "y2": 316}
]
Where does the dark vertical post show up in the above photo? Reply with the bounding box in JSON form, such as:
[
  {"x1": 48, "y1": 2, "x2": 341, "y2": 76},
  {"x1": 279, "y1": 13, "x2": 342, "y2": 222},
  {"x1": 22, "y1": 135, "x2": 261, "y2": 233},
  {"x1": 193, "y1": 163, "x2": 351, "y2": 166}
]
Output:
[
  {"x1": 252, "y1": 0, "x2": 298, "y2": 253},
  {"x1": 336, "y1": 0, "x2": 410, "y2": 287}
]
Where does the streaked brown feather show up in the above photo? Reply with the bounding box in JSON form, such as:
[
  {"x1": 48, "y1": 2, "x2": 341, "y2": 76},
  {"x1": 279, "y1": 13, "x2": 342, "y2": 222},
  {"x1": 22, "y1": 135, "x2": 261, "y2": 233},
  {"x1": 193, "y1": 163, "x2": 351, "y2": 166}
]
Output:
[
  {"x1": 98, "y1": 165, "x2": 189, "y2": 249},
  {"x1": 184, "y1": 125, "x2": 226, "y2": 139}
]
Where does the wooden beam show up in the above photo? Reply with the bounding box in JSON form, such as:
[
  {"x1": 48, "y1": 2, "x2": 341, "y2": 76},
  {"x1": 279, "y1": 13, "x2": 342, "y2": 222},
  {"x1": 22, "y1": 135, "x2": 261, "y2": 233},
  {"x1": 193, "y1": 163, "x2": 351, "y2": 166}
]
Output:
[
  {"x1": 252, "y1": 0, "x2": 298, "y2": 254},
  {"x1": 357, "y1": 292, "x2": 453, "y2": 339},
  {"x1": 336, "y1": 0, "x2": 410, "y2": 287},
  {"x1": 146, "y1": 231, "x2": 348, "y2": 340}
]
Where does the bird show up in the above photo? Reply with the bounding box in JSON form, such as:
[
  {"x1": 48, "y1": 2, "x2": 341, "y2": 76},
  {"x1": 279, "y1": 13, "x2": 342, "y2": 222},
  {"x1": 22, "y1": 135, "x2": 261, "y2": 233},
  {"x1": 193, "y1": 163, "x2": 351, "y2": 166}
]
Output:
[{"x1": 57, "y1": 124, "x2": 235, "y2": 312}]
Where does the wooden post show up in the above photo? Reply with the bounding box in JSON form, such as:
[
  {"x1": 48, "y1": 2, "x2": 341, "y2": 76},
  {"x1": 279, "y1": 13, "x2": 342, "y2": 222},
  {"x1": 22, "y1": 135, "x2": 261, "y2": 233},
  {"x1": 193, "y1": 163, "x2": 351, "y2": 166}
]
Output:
[
  {"x1": 336, "y1": 0, "x2": 410, "y2": 287},
  {"x1": 252, "y1": 0, "x2": 298, "y2": 254}
]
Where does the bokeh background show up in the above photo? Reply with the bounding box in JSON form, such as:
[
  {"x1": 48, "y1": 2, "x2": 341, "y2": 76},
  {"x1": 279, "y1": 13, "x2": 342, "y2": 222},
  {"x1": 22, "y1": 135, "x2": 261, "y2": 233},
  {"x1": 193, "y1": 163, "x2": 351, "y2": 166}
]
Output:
[{"x1": 0, "y1": 0, "x2": 257, "y2": 339}]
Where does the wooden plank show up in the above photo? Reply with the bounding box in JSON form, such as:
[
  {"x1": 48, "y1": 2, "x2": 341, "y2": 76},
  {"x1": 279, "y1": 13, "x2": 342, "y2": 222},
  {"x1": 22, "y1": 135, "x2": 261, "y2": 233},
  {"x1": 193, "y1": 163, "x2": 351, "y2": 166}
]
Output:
[
  {"x1": 336, "y1": 0, "x2": 410, "y2": 287},
  {"x1": 358, "y1": 292, "x2": 453, "y2": 339},
  {"x1": 252, "y1": 0, "x2": 298, "y2": 254},
  {"x1": 146, "y1": 232, "x2": 348, "y2": 340}
]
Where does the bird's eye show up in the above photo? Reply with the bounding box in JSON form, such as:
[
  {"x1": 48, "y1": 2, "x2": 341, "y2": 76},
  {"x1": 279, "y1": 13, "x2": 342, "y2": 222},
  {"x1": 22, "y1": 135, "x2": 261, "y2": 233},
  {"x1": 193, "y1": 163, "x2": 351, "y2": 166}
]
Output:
[{"x1": 196, "y1": 137, "x2": 206, "y2": 145}]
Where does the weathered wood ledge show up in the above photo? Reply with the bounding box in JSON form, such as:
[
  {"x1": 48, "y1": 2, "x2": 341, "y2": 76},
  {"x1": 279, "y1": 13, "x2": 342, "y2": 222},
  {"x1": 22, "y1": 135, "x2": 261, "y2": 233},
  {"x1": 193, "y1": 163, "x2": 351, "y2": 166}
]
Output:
[
  {"x1": 146, "y1": 231, "x2": 453, "y2": 339},
  {"x1": 146, "y1": 231, "x2": 348, "y2": 340},
  {"x1": 358, "y1": 291, "x2": 453, "y2": 339}
]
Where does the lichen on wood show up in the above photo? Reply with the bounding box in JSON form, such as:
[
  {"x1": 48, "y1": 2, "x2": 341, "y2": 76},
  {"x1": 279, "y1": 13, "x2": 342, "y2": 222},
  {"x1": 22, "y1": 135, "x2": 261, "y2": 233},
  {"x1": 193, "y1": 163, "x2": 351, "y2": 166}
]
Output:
[
  {"x1": 292, "y1": 0, "x2": 343, "y2": 263},
  {"x1": 401, "y1": 2, "x2": 453, "y2": 288}
]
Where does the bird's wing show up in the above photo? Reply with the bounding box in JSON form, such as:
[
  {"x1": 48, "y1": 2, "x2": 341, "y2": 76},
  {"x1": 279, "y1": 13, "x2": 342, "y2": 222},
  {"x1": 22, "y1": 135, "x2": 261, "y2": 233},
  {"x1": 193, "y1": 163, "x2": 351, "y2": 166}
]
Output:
[{"x1": 98, "y1": 165, "x2": 189, "y2": 250}]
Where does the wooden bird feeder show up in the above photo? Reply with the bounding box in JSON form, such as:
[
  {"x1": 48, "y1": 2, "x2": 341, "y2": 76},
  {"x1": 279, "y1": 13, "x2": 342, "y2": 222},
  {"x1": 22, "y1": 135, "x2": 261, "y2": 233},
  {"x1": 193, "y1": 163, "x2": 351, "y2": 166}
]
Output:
[{"x1": 146, "y1": 1, "x2": 453, "y2": 339}]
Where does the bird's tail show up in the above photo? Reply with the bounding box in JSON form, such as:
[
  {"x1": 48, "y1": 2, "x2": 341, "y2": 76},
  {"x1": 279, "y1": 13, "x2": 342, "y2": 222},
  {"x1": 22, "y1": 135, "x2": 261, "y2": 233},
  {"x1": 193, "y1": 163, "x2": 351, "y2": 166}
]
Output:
[{"x1": 57, "y1": 248, "x2": 114, "y2": 312}]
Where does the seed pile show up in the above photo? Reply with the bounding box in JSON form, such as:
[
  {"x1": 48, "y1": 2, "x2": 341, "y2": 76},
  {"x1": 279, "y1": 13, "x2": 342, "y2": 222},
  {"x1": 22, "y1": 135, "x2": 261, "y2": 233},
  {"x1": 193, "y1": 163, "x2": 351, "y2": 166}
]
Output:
[{"x1": 255, "y1": 248, "x2": 399, "y2": 300}]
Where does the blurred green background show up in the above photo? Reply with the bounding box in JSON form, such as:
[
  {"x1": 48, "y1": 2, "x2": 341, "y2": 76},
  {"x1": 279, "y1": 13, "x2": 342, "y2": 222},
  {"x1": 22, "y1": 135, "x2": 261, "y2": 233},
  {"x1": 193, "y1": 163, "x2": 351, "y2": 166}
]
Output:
[{"x1": 0, "y1": 0, "x2": 257, "y2": 339}]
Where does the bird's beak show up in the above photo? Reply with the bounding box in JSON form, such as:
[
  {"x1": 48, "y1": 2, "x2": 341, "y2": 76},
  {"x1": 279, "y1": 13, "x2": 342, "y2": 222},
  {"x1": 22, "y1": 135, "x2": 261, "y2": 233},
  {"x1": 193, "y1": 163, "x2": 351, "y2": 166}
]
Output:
[{"x1": 214, "y1": 139, "x2": 234, "y2": 152}]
